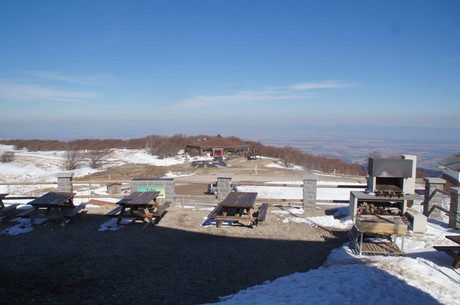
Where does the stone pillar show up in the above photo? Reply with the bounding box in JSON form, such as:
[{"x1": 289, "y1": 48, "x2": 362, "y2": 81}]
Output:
[
  {"x1": 303, "y1": 175, "x2": 317, "y2": 211},
  {"x1": 217, "y1": 173, "x2": 233, "y2": 201},
  {"x1": 449, "y1": 187, "x2": 460, "y2": 229},
  {"x1": 423, "y1": 177, "x2": 446, "y2": 220},
  {"x1": 401, "y1": 154, "x2": 416, "y2": 194},
  {"x1": 57, "y1": 172, "x2": 74, "y2": 192}
]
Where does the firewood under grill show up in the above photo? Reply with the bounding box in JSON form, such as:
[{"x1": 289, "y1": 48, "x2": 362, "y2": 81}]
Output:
[{"x1": 357, "y1": 202, "x2": 402, "y2": 216}]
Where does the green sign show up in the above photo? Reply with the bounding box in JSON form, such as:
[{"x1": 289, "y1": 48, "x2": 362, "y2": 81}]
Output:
[{"x1": 137, "y1": 186, "x2": 166, "y2": 199}]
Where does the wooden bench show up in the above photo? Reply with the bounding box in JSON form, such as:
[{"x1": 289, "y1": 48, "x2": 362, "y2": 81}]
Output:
[
  {"x1": 16, "y1": 207, "x2": 37, "y2": 218},
  {"x1": 106, "y1": 206, "x2": 123, "y2": 217},
  {"x1": 208, "y1": 205, "x2": 222, "y2": 219},
  {"x1": 253, "y1": 203, "x2": 269, "y2": 226},
  {"x1": 153, "y1": 201, "x2": 171, "y2": 218},
  {"x1": 0, "y1": 204, "x2": 19, "y2": 217},
  {"x1": 62, "y1": 202, "x2": 87, "y2": 218},
  {"x1": 434, "y1": 246, "x2": 460, "y2": 268}
]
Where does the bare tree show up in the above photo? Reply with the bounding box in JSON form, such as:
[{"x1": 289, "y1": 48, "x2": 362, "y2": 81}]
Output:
[
  {"x1": 369, "y1": 151, "x2": 382, "y2": 158},
  {"x1": 282, "y1": 145, "x2": 295, "y2": 168},
  {"x1": 86, "y1": 149, "x2": 111, "y2": 169},
  {"x1": 62, "y1": 149, "x2": 82, "y2": 170},
  {"x1": 0, "y1": 151, "x2": 15, "y2": 163},
  {"x1": 387, "y1": 152, "x2": 402, "y2": 159}
]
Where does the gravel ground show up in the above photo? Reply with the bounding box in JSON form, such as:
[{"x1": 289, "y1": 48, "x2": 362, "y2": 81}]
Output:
[{"x1": 0, "y1": 205, "x2": 347, "y2": 305}]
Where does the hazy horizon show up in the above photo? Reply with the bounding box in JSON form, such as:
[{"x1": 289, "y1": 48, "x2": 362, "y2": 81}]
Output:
[{"x1": 1, "y1": 125, "x2": 458, "y2": 170}]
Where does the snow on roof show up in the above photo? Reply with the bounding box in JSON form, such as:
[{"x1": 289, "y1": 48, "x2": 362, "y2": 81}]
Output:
[{"x1": 439, "y1": 152, "x2": 460, "y2": 171}]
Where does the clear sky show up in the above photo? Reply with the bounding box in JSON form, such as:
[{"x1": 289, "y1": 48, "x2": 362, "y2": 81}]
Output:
[{"x1": 0, "y1": 0, "x2": 459, "y2": 140}]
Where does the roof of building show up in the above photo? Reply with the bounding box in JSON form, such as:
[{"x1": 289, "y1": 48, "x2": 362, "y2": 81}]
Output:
[
  {"x1": 185, "y1": 138, "x2": 250, "y2": 149},
  {"x1": 439, "y1": 152, "x2": 460, "y2": 171}
]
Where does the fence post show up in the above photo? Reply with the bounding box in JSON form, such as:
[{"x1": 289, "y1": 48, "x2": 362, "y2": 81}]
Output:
[
  {"x1": 423, "y1": 177, "x2": 446, "y2": 220},
  {"x1": 56, "y1": 172, "x2": 74, "y2": 192},
  {"x1": 450, "y1": 187, "x2": 460, "y2": 229},
  {"x1": 303, "y1": 175, "x2": 317, "y2": 211},
  {"x1": 217, "y1": 173, "x2": 233, "y2": 201}
]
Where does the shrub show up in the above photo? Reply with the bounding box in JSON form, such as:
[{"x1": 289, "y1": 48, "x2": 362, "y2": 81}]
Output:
[{"x1": 0, "y1": 151, "x2": 15, "y2": 163}]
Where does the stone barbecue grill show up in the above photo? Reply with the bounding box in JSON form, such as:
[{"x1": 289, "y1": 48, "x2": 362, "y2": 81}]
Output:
[
  {"x1": 349, "y1": 155, "x2": 420, "y2": 220},
  {"x1": 349, "y1": 155, "x2": 425, "y2": 255}
]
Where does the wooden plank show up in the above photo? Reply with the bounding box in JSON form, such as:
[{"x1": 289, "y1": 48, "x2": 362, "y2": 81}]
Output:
[
  {"x1": 220, "y1": 192, "x2": 257, "y2": 209},
  {"x1": 257, "y1": 203, "x2": 269, "y2": 221},
  {"x1": 62, "y1": 202, "x2": 86, "y2": 217},
  {"x1": 29, "y1": 192, "x2": 75, "y2": 207},
  {"x1": 117, "y1": 191, "x2": 159, "y2": 206},
  {"x1": 153, "y1": 202, "x2": 170, "y2": 217},
  {"x1": 356, "y1": 215, "x2": 408, "y2": 235},
  {"x1": 208, "y1": 205, "x2": 222, "y2": 219},
  {"x1": 106, "y1": 206, "x2": 123, "y2": 217},
  {"x1": 16, "y1": 207, "x2": 37, "y2": 217},
  {"x1": 0, "y1": 204, "x2": 19, "y2": 214},
  {"x1": 434, "y1": 246, "x2": 460, "y2": 268},
  {"x1": 446, "y1": 235, "x2": 460, "y2": 244},
  {"x1": 433, "y1": 246, "x2": 460, "y2": 251}
]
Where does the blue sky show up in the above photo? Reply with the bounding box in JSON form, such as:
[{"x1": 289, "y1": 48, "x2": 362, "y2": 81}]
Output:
[{"x1": 0, "y1": 0, "x2": 459, "y2": 140}]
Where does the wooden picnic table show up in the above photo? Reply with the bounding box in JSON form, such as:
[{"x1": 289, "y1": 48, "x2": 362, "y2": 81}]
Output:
[
  {"x1": 109, "y1": 191, "x2": 167, "y2": 225},
  {"x1": 24, "y1": 192, "x2": 85, "y2": 225},
  {"x1": 434, "y1": 235, "x2": 460, "y2": 268},
  {"x1": 446, "y1": 235, "x2": 460, "y2": 245},
  {"x1": 0, "y1": 193, "x2": 8, "y2": 206},
  {"x1": 0, "y1": 193, "x2": 10, "y2": 210},
  {"x1": 208, "y1": 192, "x2": 267, "y2": 227},
  {"x1": 0, "y1": 193, "x2": 19, "y2": 219}
]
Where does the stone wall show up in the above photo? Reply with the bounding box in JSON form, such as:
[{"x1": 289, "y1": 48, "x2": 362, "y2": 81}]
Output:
[
  {"x1": 450, "y1": 187, "x2": 460, "y2": 229},
  {"x1": 56, "y1": 172, "x2": 74, "y2": 192},
  {"x1": 130, "y1": 178, "x2": 175, "y2": 204},
  {"x1": 217, "y1": 173, "x2": 233, "y2": 201},
  {"x1": 303, "y1": 175, "x2": 317, "y2": 210},
  {"x1": 423, "y1": 177, "x2": 446, "y2": 221}
]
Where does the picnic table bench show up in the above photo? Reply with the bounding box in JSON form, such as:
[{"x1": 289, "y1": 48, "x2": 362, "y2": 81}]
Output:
[
  {"x1": 207, "y1": 192, "x2": 267, "y2": 228},
  {"x1": 106, "y1": 191, "x2": 170, "y2": 225},
  {"x1": 23, "y1": 192, "x2": 86, "y2": 225},
  {"x1": 0, "y1": 193, "x2": 19, "y2": 216},
  {"x1": 255, "y1": 203, "x2": 269, "y2": 225},
  {"x1": 0, "y1": 193, "x2": 19, "y2": 220},
  {"x1": 434, "y1": 235, "x2": 460, "y2": 268}
]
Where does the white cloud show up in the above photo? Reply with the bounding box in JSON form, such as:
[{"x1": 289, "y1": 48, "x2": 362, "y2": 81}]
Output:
[
  {"x1": 290, "y1": 80, "x2": 354, "y2": 90},
  {"x1": 0, "y1": 82, "x2": 98, "y2": 102},
  {"x1": 167, "y1": 81, "x2": 353, "y2": 110},
  {"x1": 19, "y1": 71, "x2": 116, "y2": 86}
]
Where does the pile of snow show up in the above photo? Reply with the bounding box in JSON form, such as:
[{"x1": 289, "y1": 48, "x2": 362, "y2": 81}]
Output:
[
  {"x1": 98, "y1": 218, "x2": 133, "y2": 231},
  {"x1": 266, "y1": 161, "x2": 303, "y2": 171},
  {"x1": 0, "y1": 145, "x2": 201, "y2": 194},
  {"x1": 108, "y1": 149, "x2": 185, "y2": 166},
  {"x1": 205, "y1": 218, "x2": 460, "y2": 305},
  {"x1": 237, "y1": 180, "x2": 365, "y2": 203}
]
